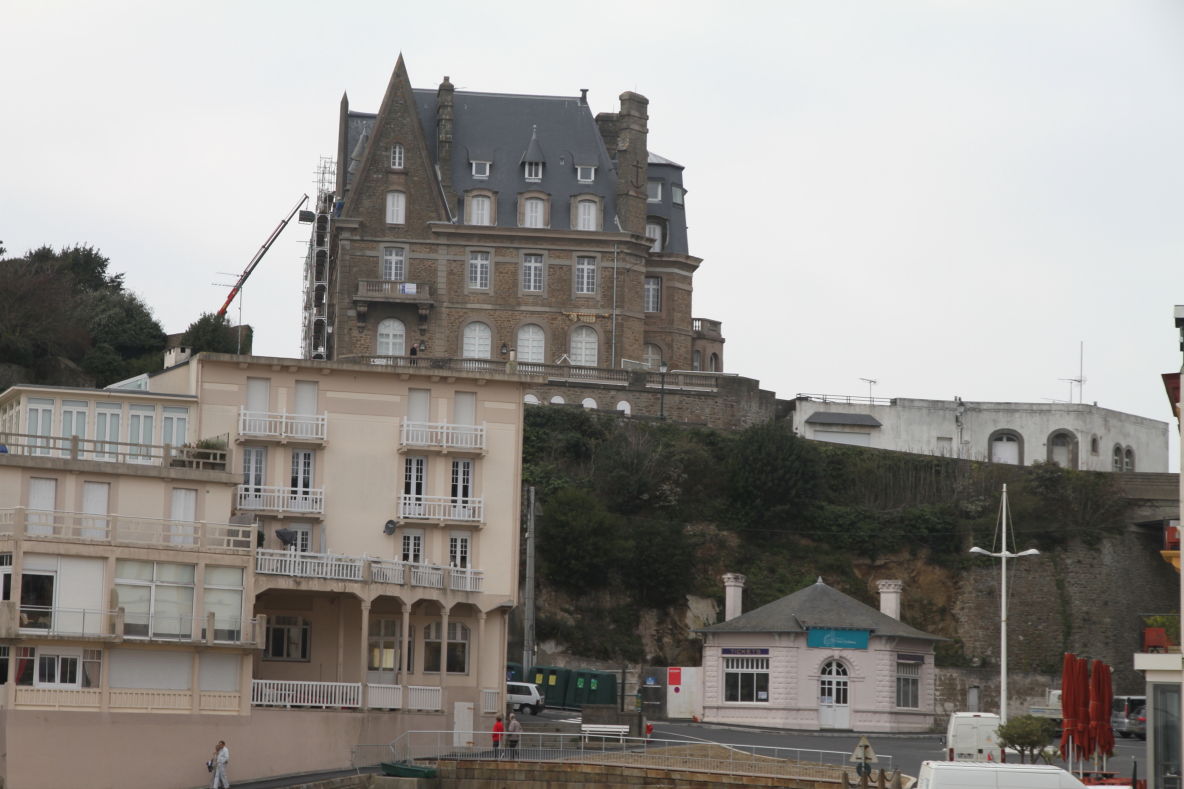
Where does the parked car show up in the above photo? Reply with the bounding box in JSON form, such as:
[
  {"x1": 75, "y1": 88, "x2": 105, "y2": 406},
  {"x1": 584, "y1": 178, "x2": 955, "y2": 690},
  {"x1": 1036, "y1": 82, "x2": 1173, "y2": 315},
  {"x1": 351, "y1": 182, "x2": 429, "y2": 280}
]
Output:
[
  {"x1": 507, "y1": 681, "x2": 545, "y2": 715},
  {"x1": 1111, "y1": 695, "x2": 1146, "y2": 738},
  {"x1": 1129, "y1": 706, "x2": 1146, "y2": 740}
]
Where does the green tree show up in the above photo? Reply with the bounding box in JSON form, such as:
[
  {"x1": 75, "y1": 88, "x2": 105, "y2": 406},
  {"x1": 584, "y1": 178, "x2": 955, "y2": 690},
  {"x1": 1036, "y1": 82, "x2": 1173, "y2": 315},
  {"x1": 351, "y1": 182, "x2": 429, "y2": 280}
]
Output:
[
  {"x1": 181, "y1": 312, "x2": 253, "y2": 355},
  {"x1": 727, "y1": 422, "x2": 822, "y2": 532},
  {"x1": 537, "y1": 487, "x2": 628, "y2": 592},
  {"x1": 995, "y1": 715, "x2": 1058, "y2": 763}
]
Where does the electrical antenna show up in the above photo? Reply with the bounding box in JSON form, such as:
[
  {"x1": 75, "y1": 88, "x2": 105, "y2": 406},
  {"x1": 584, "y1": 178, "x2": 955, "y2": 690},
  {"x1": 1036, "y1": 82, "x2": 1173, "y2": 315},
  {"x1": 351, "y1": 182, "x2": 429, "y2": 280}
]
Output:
[{"x1": 859, "y1": 377, "x2": 878, "y2": 401}]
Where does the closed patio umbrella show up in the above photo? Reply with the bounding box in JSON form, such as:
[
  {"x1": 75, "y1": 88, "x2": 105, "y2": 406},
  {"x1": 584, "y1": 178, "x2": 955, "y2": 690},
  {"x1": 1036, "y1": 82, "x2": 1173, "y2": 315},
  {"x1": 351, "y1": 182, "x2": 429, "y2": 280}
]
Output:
[
  {"x1": 1075, "y1": 656, "x2": 1092, "y2": 759},
  {"x1": 1059, "y1": 652, "x2": 1076, "y2": 761},
  {"x1": 1091, "y1": 660, "x2": 1114, "y2": 759}
]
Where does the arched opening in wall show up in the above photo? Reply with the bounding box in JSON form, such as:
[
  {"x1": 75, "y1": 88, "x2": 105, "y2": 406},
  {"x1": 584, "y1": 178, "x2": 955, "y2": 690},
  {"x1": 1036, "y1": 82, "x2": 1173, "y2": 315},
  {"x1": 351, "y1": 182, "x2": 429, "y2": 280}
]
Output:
[
  {"x1": 1124, "y1": 447, "x2": 1135, "y2": 472},
  {"x1": 549, "y1": 395, "x2": 566, "y2": 405},
  {"x1": 819, "y1": 659, "x2": 850, "y2": 729},
  {"x1": 1112, "y1": 445, "x2": 1124, "y2": 471},
  {"x1": 709, "y1": 353, "x2": 720, "y2": 372},
  {"x1": 642, "y1": 343, "x2": 663, "y2": 369},
  {"x1": 524, "y1": 394, "x2": 540, "y2": 405},
  {"x1": 988, "y1": 429, "x2": 1023, "y2": 465},
  {"x1": 377, "y1": 318, "x2": 406, "y2": 357},
  {"x1": 570, "y1": 325, "x2": 598, "y2": 367},
  {"x1": 1090, "y1": 435, "x2": 1099, "y2": 456},
  {"x1": 616, "y1": 401, "x2": 631, "y2": 416},
  {"x1": 517, "y1": 324, "x2": 545, "y2": 364},
  {"x1": 462, "y1": 322, "x2": 492, "y2": 359},
  {"x1": 1046, "y1": 430, "x2": 1077, "y2": 469},
  {"x1": 581, "y1": 398, "x2": 597, "y2": 410}
]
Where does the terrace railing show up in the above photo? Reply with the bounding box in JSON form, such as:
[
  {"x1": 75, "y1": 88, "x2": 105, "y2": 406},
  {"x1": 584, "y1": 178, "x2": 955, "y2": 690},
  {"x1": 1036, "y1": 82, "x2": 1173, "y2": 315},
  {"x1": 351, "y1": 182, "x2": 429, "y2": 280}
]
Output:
[{"x1": 0, "y1": 508, "x2": 253, "y2": 552}]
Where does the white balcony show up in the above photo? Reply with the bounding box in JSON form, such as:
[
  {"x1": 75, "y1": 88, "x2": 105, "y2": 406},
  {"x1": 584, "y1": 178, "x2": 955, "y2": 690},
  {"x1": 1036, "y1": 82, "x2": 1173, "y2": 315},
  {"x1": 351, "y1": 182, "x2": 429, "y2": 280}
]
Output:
[
  {"x1": 256, "y1": 549, "x2": 363, "y2": 581},
  {"x1": 448, "y1": 567, "x2": 484, "y2": 593},
  {"x1": 404, "y1": 685, "x2": 443, "y2": 711},
  {"x1": 8, "y1": 603, "x2": 255, "y2": 644},
  {"x1": 410, "y1": 564, "x2": 444, "y2": 589},
  {"x1": 0, "y1": 431, "x2": 228, "y2": 471},
  {"x1": 237, "y1": 485, "x2": 324, "y2": 516},
  {"x1": 397, "y1": 495, "x2": 483, "y2": 524},
  {"x1": 368, "y1": 683, "x2": 403, "y2": 710},
  {"x1": 256, "y1": 551, "x2": 482, "y2": 593},
  {"x1": 18, "y1": 605, "x2": 111, "y2": 637},
  {"x1": 0, "y1": 508, "x2": 253, "y2": 553},
  {"x1": 238, "y1": 408, "x2": 327, "y2": 443},
  {"x1": 400, "y1": 421, "x2": 485, "y2": 454},
  {"x1": 252, "y1": 679, "x2": 361, "y2": 709}
]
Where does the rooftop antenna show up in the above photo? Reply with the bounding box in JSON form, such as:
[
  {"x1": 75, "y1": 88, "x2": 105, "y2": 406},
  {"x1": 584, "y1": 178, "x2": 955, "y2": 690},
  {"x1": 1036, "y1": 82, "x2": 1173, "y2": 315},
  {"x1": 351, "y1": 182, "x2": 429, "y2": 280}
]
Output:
[
  {"x1": 1058, "y1": 341, "x2": 1086, "y2": 404},
  {"x1": 859, "y1": 377, "x2": 878, "y2": 402}
]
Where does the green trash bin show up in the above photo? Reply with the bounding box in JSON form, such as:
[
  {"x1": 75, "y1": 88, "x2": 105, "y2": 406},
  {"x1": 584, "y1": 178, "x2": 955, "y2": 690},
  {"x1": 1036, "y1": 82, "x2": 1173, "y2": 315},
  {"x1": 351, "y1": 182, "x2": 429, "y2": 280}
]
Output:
[{"x1": 528, "y1": 665, "x2": 571, "y2": 709}]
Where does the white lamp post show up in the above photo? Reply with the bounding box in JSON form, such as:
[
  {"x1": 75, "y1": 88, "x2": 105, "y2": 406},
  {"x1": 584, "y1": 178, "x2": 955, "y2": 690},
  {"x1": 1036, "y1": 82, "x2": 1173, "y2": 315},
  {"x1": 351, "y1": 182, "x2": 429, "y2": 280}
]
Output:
[{"x1": 969, "y1": 483, "x2": 1039, "y2": 723}]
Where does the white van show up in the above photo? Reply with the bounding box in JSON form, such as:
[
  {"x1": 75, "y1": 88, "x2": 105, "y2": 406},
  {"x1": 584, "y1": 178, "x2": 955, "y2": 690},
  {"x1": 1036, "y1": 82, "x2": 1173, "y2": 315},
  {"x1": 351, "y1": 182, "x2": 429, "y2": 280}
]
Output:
[
  {"x1": 915, "y1": 761, "x2": 1088, "y2": 788},
  {"x1": 944, "y1": 712, "x2": 1003, "y2": 762}
]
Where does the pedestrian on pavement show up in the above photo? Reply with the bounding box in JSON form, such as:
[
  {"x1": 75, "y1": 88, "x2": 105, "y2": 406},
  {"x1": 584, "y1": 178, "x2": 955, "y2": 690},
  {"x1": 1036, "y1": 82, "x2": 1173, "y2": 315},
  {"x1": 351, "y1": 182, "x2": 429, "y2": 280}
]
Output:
[
  {"x1": 506, "y1": 713, "x2": 522, "y2": 758},
  {"x1": 209, "y1": 740, "x2": 230, "y2": 789},
  {"x1": 492, "y1": 715, "x2": 505, "y2": 758}
]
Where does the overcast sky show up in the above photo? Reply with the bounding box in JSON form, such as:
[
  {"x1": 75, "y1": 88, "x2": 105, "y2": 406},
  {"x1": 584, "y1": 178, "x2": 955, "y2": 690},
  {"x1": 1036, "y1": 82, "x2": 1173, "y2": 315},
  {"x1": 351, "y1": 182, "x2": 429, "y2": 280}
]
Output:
[{"x1": 4, "y1": 1, "x2": 1183, "y2": 464}]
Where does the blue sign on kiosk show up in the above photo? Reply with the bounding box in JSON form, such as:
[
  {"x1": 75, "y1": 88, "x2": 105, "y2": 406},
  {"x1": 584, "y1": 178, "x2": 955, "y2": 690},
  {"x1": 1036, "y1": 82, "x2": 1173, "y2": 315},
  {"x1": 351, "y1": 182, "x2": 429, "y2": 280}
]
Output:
[{"x1": 807, "y1": 628, "x2": 870, "y2": 650}]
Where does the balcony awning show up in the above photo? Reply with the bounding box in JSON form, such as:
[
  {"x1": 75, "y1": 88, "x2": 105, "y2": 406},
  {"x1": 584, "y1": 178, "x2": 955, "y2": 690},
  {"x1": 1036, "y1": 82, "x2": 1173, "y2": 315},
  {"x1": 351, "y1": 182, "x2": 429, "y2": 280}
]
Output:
[{"x1": 805, "y1": 412, "x2": 882, "y2": 428}]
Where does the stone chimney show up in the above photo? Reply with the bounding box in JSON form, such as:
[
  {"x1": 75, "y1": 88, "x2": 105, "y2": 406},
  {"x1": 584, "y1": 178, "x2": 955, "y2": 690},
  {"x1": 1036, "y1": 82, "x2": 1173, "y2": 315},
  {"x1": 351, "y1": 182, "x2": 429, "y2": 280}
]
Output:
[
  {"x1": 723, "y1": 573, "x2": 746, "y2": 621},
  {"x1": 436, "y1": 76, "x2": 455, "y2": 206},
  {"x1": 613, "y1": 91, "x2": 649, "y2": 237},
  {"x1": 877, "y1": 579, "x2": 903, "y2": 620}
]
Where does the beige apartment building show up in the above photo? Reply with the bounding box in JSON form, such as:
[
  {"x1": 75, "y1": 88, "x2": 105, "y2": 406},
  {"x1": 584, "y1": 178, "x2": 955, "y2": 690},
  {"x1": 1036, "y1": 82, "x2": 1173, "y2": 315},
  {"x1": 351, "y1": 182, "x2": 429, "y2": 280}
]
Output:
[{"x1": 0, "y1": 352, "x2": 526, "y2": 789}]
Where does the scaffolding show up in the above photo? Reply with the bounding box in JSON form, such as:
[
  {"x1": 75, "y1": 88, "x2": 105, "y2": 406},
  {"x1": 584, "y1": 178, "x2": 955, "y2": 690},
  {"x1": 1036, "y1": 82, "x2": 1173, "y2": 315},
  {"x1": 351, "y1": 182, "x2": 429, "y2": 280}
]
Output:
[{"x1": 301, "y1": 156, "x2": 336, "y2": 360}]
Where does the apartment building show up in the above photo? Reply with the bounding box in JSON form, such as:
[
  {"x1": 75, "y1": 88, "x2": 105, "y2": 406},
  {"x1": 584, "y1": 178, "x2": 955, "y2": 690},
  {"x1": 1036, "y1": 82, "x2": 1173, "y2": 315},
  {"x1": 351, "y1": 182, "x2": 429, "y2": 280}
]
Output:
[{"x1": 0, "y1": 352, "x2": 526, "y2": 789}]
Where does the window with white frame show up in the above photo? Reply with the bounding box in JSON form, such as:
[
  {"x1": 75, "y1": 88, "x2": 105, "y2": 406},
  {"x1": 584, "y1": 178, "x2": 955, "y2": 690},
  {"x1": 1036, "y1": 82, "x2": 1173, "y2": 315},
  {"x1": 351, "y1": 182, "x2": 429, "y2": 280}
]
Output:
[
  {"x1": 472, "y1": 161, "x2": 490, "y2": 179},
  {"x1": 672, "y1": 184, "x2": 685, "y2": 205},
  {"x1": 60, "y1": 400, "x2": 88, "y2": 457},
  {"x1": 449, "y1": 532, "x2": 470, "y2": 568},
  {"x1": 1112, "y1": 445, "x2": 1123, "y2": 471},
  {"x1": 724, "y1": 656, "x2": 769, "y2": 702},
  {"x1": 469, "y1": 195, "x2": 492, "y2": 226},
  {"x1": 645, "y1": 222, "x2": 663, "y2": 253},
  {"x1": 468, "y1": 251, "x2": 490, "y2": 289},
  {"x1": 575, "y1": 199, "x2": 598, "y2": 231},
  {"x1": 570, "y1": 325, "x2": 598, "y2": 367},
  {"x1": 524, "y1": 161, "x2": 542, "y2": 181},
  {"x1": 385, "y1": 191, "x2": 406, "y2": 224},
  {"x1": 37, "y1": 648, "x2": 100, "y2": 688},
  {"x1": 382, "y1": 247, "x2": 406, "y2": 280},
  {"x1": 523, "y1": 197, "x2": 546, "y2": 228},
  {"x1": 377, "y1": 318, "x2": 406, "y2": 357},
  {"x1": 27, "y1": 397, "x2": 53, "y2": 455},
  {"x1": 95, "y1": 402, "x2": 121, "y2": 459},
  {"x1": 522, "y1": 253, "x2": 544, "y2": 292},
  {"x1": 574, "y1": 256, "x2": 596, "y2": 294},
  {"x1": 115, "y1": 560, "x2": 195, "y2": 639},
  {"x1": 400, "y1": 528, "x2": 424, "y2": 564},
  {"x1": 644, "y1": 277, "x2": 661, "y2": 312},
  {"x1": 265, "y1": 615, "x2": 310, "y2": 661},
  {"x1": 203, "y1": 566, "x2": 244, "y2": 642},
  {"x1": 390, "y1": 143, "x2": 405, "y2": 169},
  {"x1": 161, "y1": 406, "x2": 188, "y2": 450},
  {"x1": 896, "y1": 659, "x2": 920, "y2": 708},
  {"x1": 451, "y1": 458, "x2": 474, "y2": 513},
  {"x1": 642, "y1": 344, "x2": 663, "y2": 369},
  {"x1": 1124, "y1": 447, "x2": 1135, "y2": 472},
  {"x1": 424, "y1": 621, "x2": 470, "y2": 673},
  {"x1": 127, "y1": 404, "x2": 155, "y2": 461},
  {"x1": 462, "y1": 322, "x2": 492, "y2": 359},
  {"x1": 517, "y1": 324, "x2": 545, "y2": 363},
  {"x1": 647, "y1": 180, "x2": 662, "y2": 202},
  {"x1": 403, "y1": 457, "x2": 426, "y2": 518},
  {"x1": 368, "y1": 618, "x2": 401, "y2": 677},
  {"x1": 577, "y1": 165, "x2": 596, "y2": 183}
]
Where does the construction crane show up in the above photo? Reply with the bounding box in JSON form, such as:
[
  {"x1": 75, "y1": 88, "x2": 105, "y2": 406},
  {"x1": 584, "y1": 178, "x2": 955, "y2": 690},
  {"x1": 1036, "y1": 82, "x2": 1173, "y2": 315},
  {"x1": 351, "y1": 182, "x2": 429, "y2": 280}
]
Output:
[{"x1": 216, "y1": 194, "x2": 311, "y2": 318}]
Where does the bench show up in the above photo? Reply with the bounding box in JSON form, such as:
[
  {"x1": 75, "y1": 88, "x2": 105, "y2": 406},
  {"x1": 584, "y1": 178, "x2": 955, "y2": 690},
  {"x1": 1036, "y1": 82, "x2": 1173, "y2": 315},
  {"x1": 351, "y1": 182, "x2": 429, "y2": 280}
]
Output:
[{"x1": 580, "y1": 724, "x2": 630, "y2": 743}]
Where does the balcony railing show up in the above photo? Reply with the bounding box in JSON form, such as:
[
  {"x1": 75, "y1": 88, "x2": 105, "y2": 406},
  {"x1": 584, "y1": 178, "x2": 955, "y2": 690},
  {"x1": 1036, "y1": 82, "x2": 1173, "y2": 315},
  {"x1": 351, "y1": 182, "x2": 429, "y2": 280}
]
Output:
[
  {"x1": 368, "y1": 683, "x2": 402, "y2": 710},
  {"x1": 0, "y1": 508, "x2": 253, "y2": 552},
  {"x1": 398, "y1": 495, "x2": 483, "y2": 523},
  {"x1": 256, "y1": 549, "x2": 363, "y2": 581},
  {"x1": 796, "y1": 392, "x2": 895, "y2": 407},
  {"x1": 237, "y1": 485, "x2": 325, "y2": 515},
  {"x1": 355, "y1": 279, "x2": 434, "y2": 303},
  {"x1": 18, "y1": 605, "x2": 111, "y2": 636},
  {"x1": 405, "y1": 685, "x2": 443, "y2": 711},
  {"x1": 692, "y1": 317, "x2": 723, "y2": 339},
  {"x1": 448, "y1": 567, "x2": 484, "y2": 592},
  {"x1": 238, "y1": 408, "x2": 327, "y2": 442},
  {"x1": 6, "y1": 603, "x2": 255, "y2": 644},
  {"x1": 400, "y1": 421, "x2": 485, "y2": 453},
  {"x1": 256, "y1": 550, "x2": 482, "y2": 592},
  {"x1": 0, "y1": 431, "x2": 227, "y2": 471},
  {"x1": 410, "y1": 564, "x2": 444, "y2": 589},
  {"x1": 252, "y1": 679, "x2": 361, "y2": 709}
]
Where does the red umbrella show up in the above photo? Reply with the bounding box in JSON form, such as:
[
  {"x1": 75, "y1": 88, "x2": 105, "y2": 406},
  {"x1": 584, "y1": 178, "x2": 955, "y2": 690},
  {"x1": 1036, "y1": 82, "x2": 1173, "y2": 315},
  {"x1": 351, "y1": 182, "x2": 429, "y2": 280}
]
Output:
[
  {"x1": 1059, "y1": 653, "x2": 1076, "y2": 761},
  {"x1": 1091, "y1": 661, "x2": 1115, "y2": 759},
  {"x1": 1075, "y1": 656, "x2": 1092, "y2": 759}
]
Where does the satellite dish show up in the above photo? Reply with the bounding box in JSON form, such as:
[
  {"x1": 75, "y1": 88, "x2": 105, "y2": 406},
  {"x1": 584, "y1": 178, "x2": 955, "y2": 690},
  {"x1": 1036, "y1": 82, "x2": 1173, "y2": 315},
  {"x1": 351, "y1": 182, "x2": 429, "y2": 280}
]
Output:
[
  {"x1": 383, "y1": 520, "x2": 399, "y2": 535},
  {"x1": 275, "y1": 528, "x2": 298, "y2": 548}
]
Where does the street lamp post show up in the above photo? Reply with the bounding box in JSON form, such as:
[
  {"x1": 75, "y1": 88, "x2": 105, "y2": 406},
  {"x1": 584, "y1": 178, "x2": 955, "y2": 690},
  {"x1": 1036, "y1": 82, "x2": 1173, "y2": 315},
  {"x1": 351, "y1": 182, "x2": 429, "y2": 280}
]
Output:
[
  {"x1": 658, "y1": 362, "x2": 669, "y2": 420},
  {"x1": 969, "y1": 483, "x2": 1039, "y2": 724}
]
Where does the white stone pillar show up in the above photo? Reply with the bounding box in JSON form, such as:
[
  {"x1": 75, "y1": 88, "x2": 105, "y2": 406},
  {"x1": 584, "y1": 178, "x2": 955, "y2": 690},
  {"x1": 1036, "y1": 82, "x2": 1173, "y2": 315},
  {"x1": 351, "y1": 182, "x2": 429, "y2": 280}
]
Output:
[
  {"x1": 877, "y1": 579, "x2": 903, "y2": 620},
  {"x1": 722, "y1": 573, "x2": 746, "y2": 621}
]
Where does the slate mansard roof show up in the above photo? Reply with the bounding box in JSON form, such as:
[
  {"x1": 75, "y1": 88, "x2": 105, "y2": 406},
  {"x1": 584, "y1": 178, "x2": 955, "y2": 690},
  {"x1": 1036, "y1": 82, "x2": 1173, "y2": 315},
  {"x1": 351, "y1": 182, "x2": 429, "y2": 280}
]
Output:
[{"x1": 699, "y1": 578, "x2": 942, "y2": 642}]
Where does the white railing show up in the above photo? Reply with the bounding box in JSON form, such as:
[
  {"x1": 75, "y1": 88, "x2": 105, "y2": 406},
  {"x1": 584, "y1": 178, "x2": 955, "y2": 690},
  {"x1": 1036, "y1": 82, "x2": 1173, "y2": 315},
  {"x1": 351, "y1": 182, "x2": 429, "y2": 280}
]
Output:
[
  {"x1": 238, "y1": 408, "x2": 328, "y2": 442},
  {"x1": 481, "y1": 688, "x2": 500, "y2": 714},
  {"x1": 398, "y1": 495, "x2": 483, "y2": 523},
  {"x1": 121, "y1": 612, "x2": 197, "y2": 641},
  {"x1": 237, "y1": 485, "x2": 325, "y2": 515},
  {"x1": 368, "y1": 683, "x2": 402, "y2": 709},
  {"x1": 0, "y1": 508, "x2": 252, "y2": 553},
  {"x1": 199, "y1": 691, "x2": 241, "y2": 712},
  {"x1": 0, "y1": 431, "x2": 228, "y2": 470},
  {"x1": 18, "y1": 606, "x2": 111, "y2": 636},
  {"x1": 404, "y1": 685, "x2": 443, "y2": 711},
  {"x1": 448, "y1": 567, "x2": 484, "y2": 593},
  {"x1": 14, "y1": 687, "x2": 102, "y2": 709},
  {"x1": 410, "y1": 564, "x2": 444, "y2": 589},
  {"x1": 400, "y1": 421, "x2": 485, "y2": 452},
  {"x1": 256, "y1": 549, "x2": 363, "y2": 581},
  {"x1": 251, "y1": 679, "x2": 361, "y2": 709},
  {"x1": 109, "y1": 689, "x2": 192, "y2": 711},
  {"x1": 370, "y1": 559, "x2": 405, "y2": 585}
]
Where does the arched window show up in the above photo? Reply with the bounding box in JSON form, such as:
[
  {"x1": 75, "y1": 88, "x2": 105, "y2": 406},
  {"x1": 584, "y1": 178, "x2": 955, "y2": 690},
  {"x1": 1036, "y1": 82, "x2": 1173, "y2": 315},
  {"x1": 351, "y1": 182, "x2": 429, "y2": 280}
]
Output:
[
  {"x1": 523, "y1": 197, "x2": 546, "y2": 228},
  {"x1": 709, "y1": 353, "x2": 720, "y2": 372},
  {"x1": 645, "y1": 219, "x2": 664, "y2": 252},
  {"x1": 616, "y1": 401, "x2": 632, "y2": 416},
  {"x1": 462, "y1": 322, "x2": 492, "y2": 359},
  {"x1": 1113, "y1": 445, "x2": 1124, "y2": 471},
  {"x1": 575, "y1": 199, "x2": 598, "y2": 231},
  {"x1": 820, "y1": 660, "x2": 849, "y2": 706},
  {"x1": 385, "y1": 191, "x2": 406, "y2": 224},
  {"x1": 1047, "y1": 430, "x2": 1076, "y2": 468},
  {"x1": 549, "y1": 395, "x2": 565, "y2": 405},
  {"x1": 376, "y1": 318, "x2": 406, "y2": 357},
  {"x1": 390, "y1": 143, "x2": 405, "y2": 169},
  {"x1": 1124, "y1": 447, "x2": 1135, "y2": 472},
  {"x1": 1090, "y1": 436, "x2": 1099, "y2": 455},
  {"x1": 517, "y1": 324, "x2": 545, "y2": 363},
  {"x1": 989, "y1": 430, "x2": 1023, "y2": 465},
  {"x1": 570, "y1": 325, "x2": 598, "y2": 367},
  {"x1": 524, "y1": 394, "x2": 540, "y2": 405},
  {"x1": 642, "y1": 344, "x2": 663, "y2": 369},
  {"x1": 581, "y1": 398, "x2": 598, "y2": 410},
  {"x1": 469, "y1": 195, "x2": 492, "y2": 226}
]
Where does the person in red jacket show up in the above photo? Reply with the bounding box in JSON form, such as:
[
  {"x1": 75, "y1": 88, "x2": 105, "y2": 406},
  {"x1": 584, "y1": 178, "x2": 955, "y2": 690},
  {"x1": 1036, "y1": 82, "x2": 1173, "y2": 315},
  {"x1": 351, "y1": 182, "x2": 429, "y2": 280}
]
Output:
[{"x1": 492, "y1": 715, "x2": 505, "y2": 757}]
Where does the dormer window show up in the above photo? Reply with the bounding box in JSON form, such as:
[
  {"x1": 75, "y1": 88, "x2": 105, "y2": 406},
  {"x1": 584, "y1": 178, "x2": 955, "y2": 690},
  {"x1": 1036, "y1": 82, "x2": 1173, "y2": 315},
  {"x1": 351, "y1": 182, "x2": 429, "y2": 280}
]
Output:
[
  {"x1": 577, "y1": 165, "x2": 596, "y2": 183},
  {"x1": 472, "y1": 161, "x2": 490, "y2": 179},
  {"x1": 524, "y1": 162, "x2": 543, "y2": 182},
  {"x1": 390, "y1": 143, "x2": 405, "y2": 169},
  {"x1": 646, "y1": 180, "x2": 662, "y2": 203}
]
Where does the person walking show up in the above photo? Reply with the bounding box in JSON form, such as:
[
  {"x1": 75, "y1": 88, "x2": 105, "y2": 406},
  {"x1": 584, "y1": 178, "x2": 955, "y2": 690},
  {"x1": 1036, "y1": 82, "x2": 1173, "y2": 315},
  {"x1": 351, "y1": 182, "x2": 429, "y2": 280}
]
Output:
[
  {"x1": 209, "y1": 740, "x2": 230, "y2": 789},
  {"x1": 491, "y1": 715, "x2": 505, "y2": 758},
  {"x1": 506, "y1": 712, "x2": 522, "y2": 759}
]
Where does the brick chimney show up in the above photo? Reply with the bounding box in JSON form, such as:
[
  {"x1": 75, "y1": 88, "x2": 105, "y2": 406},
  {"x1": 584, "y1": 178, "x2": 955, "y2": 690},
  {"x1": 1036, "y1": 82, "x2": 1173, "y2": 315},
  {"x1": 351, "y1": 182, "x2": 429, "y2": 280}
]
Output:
[
  {"x1": 722, "y1": 573, "x2": 746, "y2": 621},
  {"x1": 436, "y1": 76, "x2": 455, "y2": 207},
  {"x1": 877, "y1": 579, "x2": 903, "y2": 620},
  {"x1": 613, "y1": 91, "x2": 649, "y2": 237}
]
